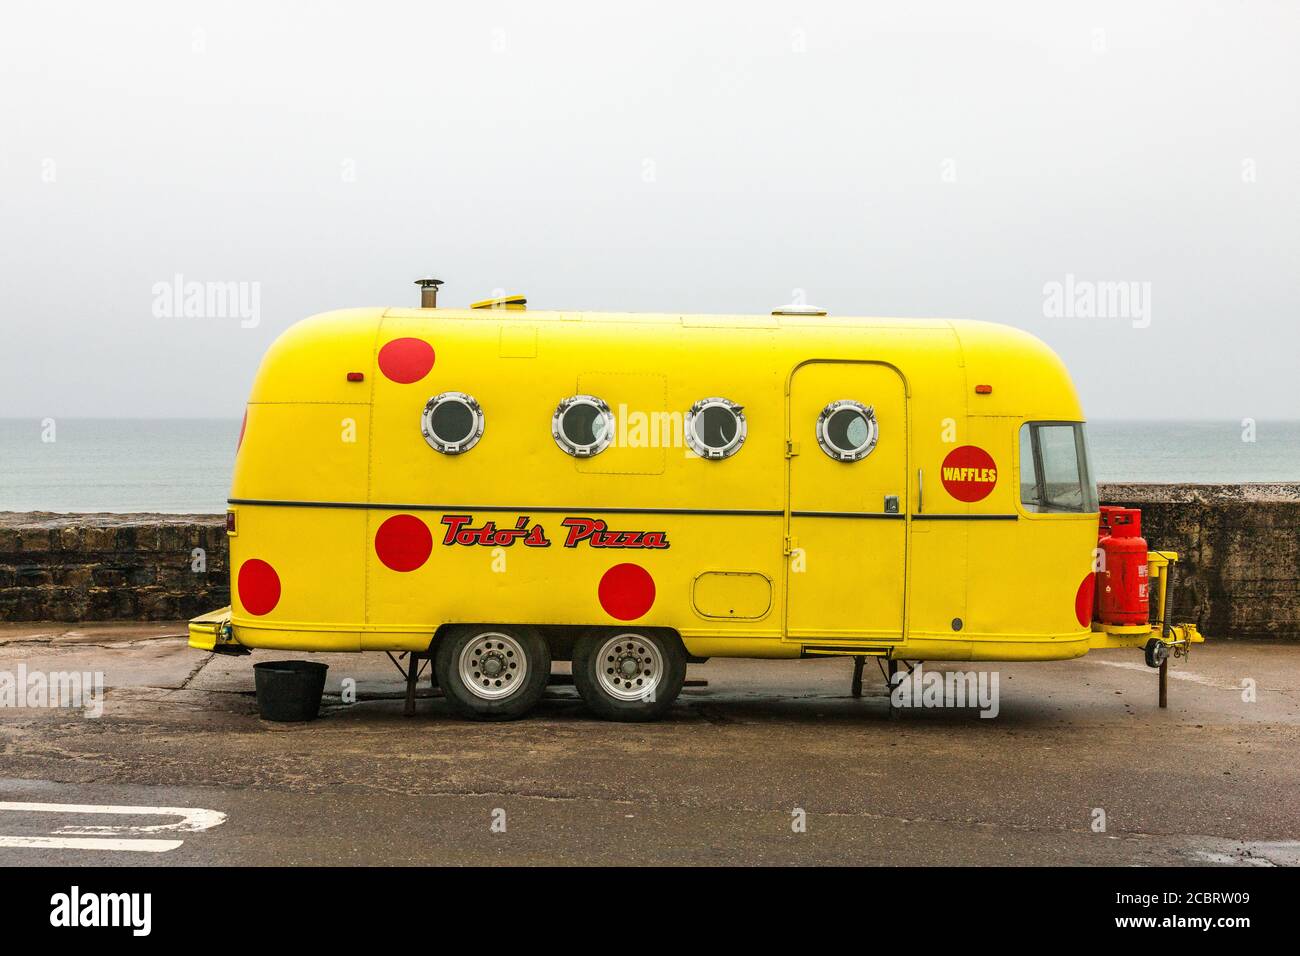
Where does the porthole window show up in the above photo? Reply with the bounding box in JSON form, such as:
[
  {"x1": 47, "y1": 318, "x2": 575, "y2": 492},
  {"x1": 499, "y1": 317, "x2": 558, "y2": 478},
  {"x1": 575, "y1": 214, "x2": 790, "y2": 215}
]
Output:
[
  {"x1": 816, "y1": 400, "x2": 878, "y2": 462},
  {"x1": 422, "y1": 391, "x2": 484, "y2": 455},
  {"x1": 685, "y1": 397, "x2": 747, "y2": 460},
  {"x1": 552, "y1": 394, "x2": 614, "y2": 457}
]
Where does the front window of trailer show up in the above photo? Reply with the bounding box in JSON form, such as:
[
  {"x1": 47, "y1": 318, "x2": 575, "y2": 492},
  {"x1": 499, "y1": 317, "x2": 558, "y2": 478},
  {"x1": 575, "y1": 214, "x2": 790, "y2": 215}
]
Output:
[{"x1": 1019, "y1": 422, "x2": 1098, "y2": 513}]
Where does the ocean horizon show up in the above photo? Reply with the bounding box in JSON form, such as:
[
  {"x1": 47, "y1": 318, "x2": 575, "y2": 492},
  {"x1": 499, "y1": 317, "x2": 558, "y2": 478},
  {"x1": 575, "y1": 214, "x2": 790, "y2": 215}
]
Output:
[{"x1": 1, "y1": 417, "x2": 1297, "y2": 514}]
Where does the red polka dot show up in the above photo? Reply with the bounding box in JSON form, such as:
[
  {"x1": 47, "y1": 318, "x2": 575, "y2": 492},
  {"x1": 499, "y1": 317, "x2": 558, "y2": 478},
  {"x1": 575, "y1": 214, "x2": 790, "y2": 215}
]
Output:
[
  {"x1": 236, "y1": 409, "x2": 247, "y2": 453},
  {"x1": 375, "y1": 514, "x2": 433, "y2": 572},
  {"x1": 378, "y1": 338, "x2": 435, "y2": 384},
  {"x1": 1075, "y1": 573, "x2": 1096, "y2": 628},
  {"x1": 238, "y1": 559, "x2": 280, "y2": 616},
  {"x1": 598, "y1": 563, "x2": 656, "y2": 620}
]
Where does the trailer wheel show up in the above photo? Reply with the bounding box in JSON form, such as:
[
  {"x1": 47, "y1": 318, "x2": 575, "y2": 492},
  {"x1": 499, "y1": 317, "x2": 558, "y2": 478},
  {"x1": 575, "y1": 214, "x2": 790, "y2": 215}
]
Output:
[
  {"x1": 1144, "y1": 637, "x2": 1169, "y2": 669},
  {"x1": 434, "y1": 625, "x2": 550, "y2": 720},
  {"x1": 572, "y1": 629, "x2": 686, "y2": 722}
]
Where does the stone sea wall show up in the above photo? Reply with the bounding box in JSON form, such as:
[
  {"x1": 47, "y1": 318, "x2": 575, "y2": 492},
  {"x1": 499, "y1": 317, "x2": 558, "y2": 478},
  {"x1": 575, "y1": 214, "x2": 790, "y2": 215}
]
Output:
[
  {"x1": 0, "y1": 484, "x2": 1297, "y2": 638},
  {"x1": 0, "y1": 513, "x2": 227, "y2": 622},
  {"x1": 1096, "y1": 484, "x2": 1300, "y2": 641}
]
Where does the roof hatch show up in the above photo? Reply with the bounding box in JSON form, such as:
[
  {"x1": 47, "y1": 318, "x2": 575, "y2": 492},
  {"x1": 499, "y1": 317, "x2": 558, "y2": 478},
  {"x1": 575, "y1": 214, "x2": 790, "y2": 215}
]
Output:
[{"x1": 471, "y1": 294, "x2": 528, "y2": 311}]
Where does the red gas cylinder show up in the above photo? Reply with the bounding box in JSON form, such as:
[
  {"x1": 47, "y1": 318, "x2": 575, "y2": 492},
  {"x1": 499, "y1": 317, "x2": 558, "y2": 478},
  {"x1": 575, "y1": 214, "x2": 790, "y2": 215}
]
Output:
[
  {"x1": 1092, "y1": 506, "x2": 1124, "y2": 623},
  {"x1": 1097, "y1": 505, "x2": 1124, "y2": 539},
  {"x1": 1097, "y1": 508, "x2": 1149, "y2": 626}
]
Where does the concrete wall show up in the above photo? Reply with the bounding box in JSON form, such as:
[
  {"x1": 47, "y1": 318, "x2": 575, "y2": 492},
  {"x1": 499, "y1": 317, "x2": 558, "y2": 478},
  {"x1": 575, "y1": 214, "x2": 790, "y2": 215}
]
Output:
[
  {"x1": 1, "y1": 483, "x2": 1296, "y2": 637},
  {"x1": 0, "y1": 513, "x2": 227, "y2": 621}
]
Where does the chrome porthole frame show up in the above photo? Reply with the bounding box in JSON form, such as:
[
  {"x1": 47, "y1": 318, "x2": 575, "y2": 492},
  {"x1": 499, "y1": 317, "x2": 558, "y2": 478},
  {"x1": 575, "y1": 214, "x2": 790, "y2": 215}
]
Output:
[
  {"x1": 816, "y1": 400, "x2": 878, "y2": 462},
  {"x1": 422, "y1": 391, "x2": 485, "y2": 455},
  {"x1": 684, "y1": 397, "x2": 747, "y2": 460},
  {"x1": 552, "y1": 394, "x2": 615, "y2": 458}
]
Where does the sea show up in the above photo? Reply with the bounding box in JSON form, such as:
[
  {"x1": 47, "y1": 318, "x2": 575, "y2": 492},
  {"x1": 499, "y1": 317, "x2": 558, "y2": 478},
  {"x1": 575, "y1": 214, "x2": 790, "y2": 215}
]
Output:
[{"x1": 0, "y1": 418, "x2": 1297, "y2": 514}]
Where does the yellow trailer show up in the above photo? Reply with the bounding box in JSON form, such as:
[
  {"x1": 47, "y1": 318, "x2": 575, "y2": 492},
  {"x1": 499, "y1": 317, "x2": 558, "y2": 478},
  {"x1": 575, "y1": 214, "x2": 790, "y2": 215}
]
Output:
[{"x1": 189, "y1": 284, "x2": 1200, "y2": 720}]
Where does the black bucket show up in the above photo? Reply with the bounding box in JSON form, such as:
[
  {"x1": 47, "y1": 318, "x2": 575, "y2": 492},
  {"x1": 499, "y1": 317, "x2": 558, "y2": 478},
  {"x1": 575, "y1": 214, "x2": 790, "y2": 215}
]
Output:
[{"x1": 253, "y1": 660, "x2": 328, "y2": 722}]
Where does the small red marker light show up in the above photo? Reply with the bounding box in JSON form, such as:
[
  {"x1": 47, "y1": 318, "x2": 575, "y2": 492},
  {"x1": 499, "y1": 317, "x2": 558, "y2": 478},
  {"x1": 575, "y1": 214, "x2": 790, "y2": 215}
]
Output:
[
  {"x1": 975, "y1": 384, "x2": 992, "y2": 394},
  {"x1": 225, "y1": 511, "x2": 236, "y2": 534},
  {"x1": 347, "y1": 372, "x2": 365, "y2": 382}
]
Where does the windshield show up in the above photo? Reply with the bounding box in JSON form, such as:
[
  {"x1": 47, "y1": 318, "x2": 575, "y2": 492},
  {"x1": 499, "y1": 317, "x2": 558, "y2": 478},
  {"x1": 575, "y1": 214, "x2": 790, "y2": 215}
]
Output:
[{"x1": 1019, "y1": 422, "x2": 1098, "y2": 513}]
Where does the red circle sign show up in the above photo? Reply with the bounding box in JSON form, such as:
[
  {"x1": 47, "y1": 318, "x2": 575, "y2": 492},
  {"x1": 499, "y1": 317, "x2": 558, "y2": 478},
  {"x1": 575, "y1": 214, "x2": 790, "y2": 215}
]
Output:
[
  {"x1": 1075, "y1": 573, "x2": 1096, "y2": 628},
  {"x1": 598, "y1": 563, "x2": 656, "y2": 621},
  {"x1": 940, "y1": 445, "x2": 998, "y2": 502},
  {"x1": 238, "y1": 559, "x2": 281, "y2": 616},
  {"x1": 377, "y1": 337, "x2": 435, "y2": 384},
  {"x1": 374, "y1": 514, "x2": 433, "y2": 572}
]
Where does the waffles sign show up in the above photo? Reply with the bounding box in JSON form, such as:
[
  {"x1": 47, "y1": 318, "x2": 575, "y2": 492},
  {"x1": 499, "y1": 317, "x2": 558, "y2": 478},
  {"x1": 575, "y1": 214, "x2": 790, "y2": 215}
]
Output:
[{"x1": 940, "y1": 446, "x2": 998, "y2": 502}]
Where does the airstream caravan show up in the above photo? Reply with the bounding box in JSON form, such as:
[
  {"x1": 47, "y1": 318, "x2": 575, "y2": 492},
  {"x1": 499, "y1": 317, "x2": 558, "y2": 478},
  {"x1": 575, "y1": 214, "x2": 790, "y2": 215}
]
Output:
[{"x1": 189, "y1": 284, "x2": 1201, "y2": 720}]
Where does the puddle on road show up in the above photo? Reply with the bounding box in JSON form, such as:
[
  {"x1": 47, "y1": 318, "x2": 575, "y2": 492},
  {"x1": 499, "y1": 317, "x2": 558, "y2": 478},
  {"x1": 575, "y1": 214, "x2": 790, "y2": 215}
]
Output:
[{"x1": 1185, "y1": 839, "x2": 1300, "y2": 867}]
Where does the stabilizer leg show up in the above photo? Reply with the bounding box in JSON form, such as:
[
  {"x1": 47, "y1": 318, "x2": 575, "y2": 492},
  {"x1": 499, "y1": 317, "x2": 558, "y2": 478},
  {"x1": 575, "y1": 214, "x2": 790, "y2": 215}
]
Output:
[
  {"x1": 887, "y1": 659, "x2": 900, "y2": 721},
  {"x1": 404, "y1": 652, "x2": 419, "y2": 717},
  {"x1": 851, "y1": 656, "x2": 866, "y2": 698}
]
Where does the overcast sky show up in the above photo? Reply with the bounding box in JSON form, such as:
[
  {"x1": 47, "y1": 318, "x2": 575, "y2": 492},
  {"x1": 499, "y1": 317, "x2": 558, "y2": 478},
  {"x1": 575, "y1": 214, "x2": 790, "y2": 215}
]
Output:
[{"x1": 1, "y1": 1, "x2": 1296, "y2": 420}]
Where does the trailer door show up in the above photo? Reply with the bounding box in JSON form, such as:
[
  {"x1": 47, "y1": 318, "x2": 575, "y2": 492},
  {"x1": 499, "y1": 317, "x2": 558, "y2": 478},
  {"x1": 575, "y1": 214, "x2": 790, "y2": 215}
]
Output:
[{"x1": 785, "y1": 361, "x2": 907, "y2": 644}]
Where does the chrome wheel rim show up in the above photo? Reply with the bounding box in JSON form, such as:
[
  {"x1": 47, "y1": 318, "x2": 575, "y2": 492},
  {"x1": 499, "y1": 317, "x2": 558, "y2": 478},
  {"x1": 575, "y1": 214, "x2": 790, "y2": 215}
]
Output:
[
  {"x1": 595, "y1": 634, "x2": 663, "y2": 702},
  {"x1": 459, "y1": 632, "x2": 527, "y2": 700}
]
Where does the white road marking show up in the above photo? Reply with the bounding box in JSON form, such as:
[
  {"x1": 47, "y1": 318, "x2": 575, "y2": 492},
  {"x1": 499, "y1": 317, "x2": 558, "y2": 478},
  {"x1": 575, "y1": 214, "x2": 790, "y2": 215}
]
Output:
[
  {"x1": 0, "y1": 836, "x2": 183, "y2": 852},
  {"x1": 1090, "y1": 659, "x2": 1237, "y2": 690},
  {"x1": 0, "y1": 801, "x2": 226, "y2": 852}
]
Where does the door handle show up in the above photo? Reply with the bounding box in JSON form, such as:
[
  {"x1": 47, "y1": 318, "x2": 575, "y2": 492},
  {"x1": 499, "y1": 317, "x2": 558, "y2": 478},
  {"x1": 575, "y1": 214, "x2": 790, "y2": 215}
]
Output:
[{"x1": 917, "y1": 468, "x2": 924, "y2": 514}]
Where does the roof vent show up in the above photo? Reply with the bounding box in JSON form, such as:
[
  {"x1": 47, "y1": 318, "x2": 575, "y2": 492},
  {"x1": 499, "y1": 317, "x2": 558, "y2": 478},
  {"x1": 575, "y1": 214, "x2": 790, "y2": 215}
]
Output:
[
  {"x1": 471, "y1": 294, "x2": 527, "y2": 311},
  {"x1": 415, "y1": 277, "x2": 443, "y2": 308},
  {"x1": 772, "y1": 304, "x2": 828, "y2": 317}
]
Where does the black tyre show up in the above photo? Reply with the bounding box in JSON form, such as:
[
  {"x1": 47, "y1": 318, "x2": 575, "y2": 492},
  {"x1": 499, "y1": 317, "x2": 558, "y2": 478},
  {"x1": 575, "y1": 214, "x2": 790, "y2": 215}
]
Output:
[
  {"x1": 434, "y1": 625, "x2": 550, "y2": 720},
  {"x1": 572, "y1": 628, "x2": 686, "y2": 722},
  {"x1": 1144, "y1": 637, "x2": 1169, "y2": 669}
]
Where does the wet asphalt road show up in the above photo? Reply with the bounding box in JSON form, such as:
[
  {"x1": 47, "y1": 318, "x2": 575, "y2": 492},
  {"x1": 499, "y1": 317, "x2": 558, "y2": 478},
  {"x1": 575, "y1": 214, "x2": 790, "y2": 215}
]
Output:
[{"x1": 0, "y1": 623, "x2": 1297, "y2": 866}]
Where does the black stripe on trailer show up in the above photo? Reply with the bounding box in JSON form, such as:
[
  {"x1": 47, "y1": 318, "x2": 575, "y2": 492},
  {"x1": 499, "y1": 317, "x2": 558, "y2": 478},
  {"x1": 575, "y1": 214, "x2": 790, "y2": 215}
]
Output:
[{"x1": 227, "y1": 498, "x2": 1019, "y2": 521}]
